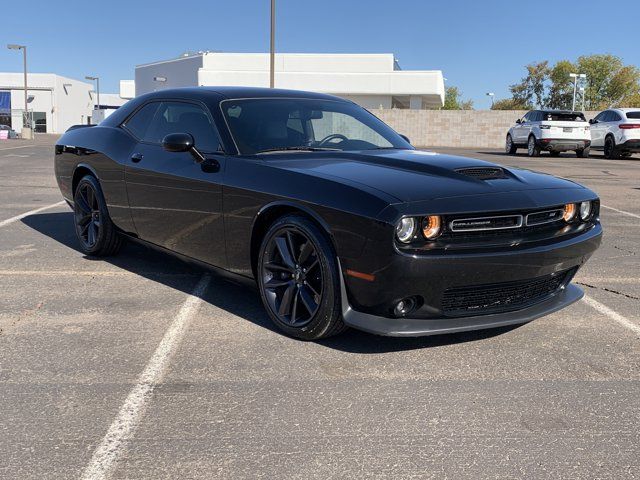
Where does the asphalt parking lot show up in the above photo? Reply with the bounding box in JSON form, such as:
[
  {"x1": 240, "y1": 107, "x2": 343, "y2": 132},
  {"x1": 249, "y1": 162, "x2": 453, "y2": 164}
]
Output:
[{"x1": 0, "y1": 137, "x2": 639, "y2": 479}]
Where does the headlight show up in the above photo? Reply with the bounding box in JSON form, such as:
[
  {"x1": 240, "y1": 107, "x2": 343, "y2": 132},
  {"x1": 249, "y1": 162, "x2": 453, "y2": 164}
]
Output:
[
  {"x1": 395, "y1": 217, "x2": 416, "y2": 243},
  {"x1": 422, "y1": 215, "x2": 442, "y2": 239},
  {"x1": 563, "y1": 203, "x2": 577, "y2": 222},
  {"x1": 579, "y1": 201, "x2": 592, "y2": 220}
]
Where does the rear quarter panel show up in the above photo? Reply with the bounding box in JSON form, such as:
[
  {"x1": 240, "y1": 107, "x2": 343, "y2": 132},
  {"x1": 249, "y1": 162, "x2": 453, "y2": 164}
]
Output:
[{"x1": 55, "y1": 126, "x2": 137, "y2": 233}]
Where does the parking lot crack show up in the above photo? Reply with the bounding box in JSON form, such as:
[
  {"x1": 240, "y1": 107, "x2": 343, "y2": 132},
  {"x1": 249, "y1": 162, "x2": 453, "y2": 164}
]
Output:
[{"x1": 576, "y1": 282, "x2": 640, "y2": 302}]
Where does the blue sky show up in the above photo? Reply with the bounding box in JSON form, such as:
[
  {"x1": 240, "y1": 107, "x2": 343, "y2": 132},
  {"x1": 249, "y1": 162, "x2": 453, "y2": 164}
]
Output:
[{"x1": 3, "y1": 0, "x2": 640, "y2": 108}]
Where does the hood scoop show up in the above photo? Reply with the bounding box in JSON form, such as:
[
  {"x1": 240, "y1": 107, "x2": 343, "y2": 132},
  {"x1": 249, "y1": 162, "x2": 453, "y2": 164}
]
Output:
[{"x1": 455, "y1": 167, "x2": 508, "y2": 180}]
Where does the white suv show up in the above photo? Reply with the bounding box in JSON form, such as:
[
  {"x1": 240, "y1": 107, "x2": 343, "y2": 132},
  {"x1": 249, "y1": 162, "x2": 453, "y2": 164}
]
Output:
[
  {"x1": 506, "y1": 110, "x2": 591, "y2": 157},
  {"x1": 589, "y1": 108, "x2": 640, "y2": 158}
]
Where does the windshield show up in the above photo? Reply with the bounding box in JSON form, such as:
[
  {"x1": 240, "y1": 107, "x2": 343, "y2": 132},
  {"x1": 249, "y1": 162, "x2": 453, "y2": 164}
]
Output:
[{"x1": 220, "y1": 98, "x2": 412, "y2": 154}]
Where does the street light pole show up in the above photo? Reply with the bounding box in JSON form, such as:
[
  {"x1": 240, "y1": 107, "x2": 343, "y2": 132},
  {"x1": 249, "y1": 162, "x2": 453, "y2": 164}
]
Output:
[
  {"x1": 85, "y1": 76, "x2": 100, "y2": 110},
  {"x1": 486, "y1": 92, "x2": 495, "y2": 109},
  {"x1": 269, "y1": 0, "x2": 276, "y2": 88},
  {"x1": 7, "y1": 44, "x2": 30, "y2": 138},
  {"x1": 570, "y1": 73, "x2": 586, "y2": 111},
  {"x1": 270, "y1": 0, "x2": 275, "y2": 88}
]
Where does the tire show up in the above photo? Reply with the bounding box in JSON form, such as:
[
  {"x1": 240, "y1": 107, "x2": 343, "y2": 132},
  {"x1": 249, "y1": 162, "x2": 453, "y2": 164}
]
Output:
[
  {"x1": 73, "y1": 175, "x2": 122, "y2": 256},
  {"x1": 527, "y1": 135, "x2": 540, "y2": 157},
  {"x1": 576, "y1": 146, "x2": 590, "y2": 158},
  {"x1": 549, "y1": 151, "x2": 561, "y2": 157},
  {"x1": 257, "y1": 214, "x2": 346, "y2": 340},
  {"x1": 505, "y1": 134, "x2": 517, "y2": 154},
  {"x1": 604, "y1": 136, "x2": 620, "y2": 159}
]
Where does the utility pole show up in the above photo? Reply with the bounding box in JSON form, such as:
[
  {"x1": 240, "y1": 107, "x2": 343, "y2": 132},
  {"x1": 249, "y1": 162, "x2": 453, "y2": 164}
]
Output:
[
  {"x1": 270, "y1": 0, "x2": 275, "y2": 88},
  {"x1": 7, "y1": 44, "x2": 31, "y2": 139}
]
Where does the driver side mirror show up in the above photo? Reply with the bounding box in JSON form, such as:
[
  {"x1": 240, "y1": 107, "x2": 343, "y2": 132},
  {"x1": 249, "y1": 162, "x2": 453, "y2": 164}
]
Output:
[
  {"x1": 589, "y1": 118, "x2": 596, "y2": 124},
  {"x1": 399, "y1": 134, "x2": 411, "y2": 144},
  {"x1": 162, "y1": 133, "x2": 205, "y2": 163},
  {"x1": 516, "y1": 119, "x2": 522, "y2": 124}
]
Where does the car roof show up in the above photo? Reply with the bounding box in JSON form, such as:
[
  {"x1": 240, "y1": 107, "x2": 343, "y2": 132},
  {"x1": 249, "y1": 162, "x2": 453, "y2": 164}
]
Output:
[
  {"x1": 538, "y1": 109, "x2": 584, "y2": 115},
  {"x1": 138, "y1": 86, "x2": 347, "y2": 102}
]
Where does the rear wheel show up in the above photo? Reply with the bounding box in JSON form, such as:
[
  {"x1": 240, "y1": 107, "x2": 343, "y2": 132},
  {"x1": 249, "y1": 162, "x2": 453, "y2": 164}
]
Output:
[
  {"x1": 73, "y1": 175, "x2": 122, "y2": 256},
  {"x1": 576, "y1": 146, "x2": 590, "y2": 158},
  {"x1": 527, "y1": 135, "x2": 540, "y2": 157},
  {"x1": 257, "y1": 214, "x2": 346, "y2": 340},
  {"x1": 505, "y1": 134, "x2": 517, "y2": 154},
  {"x1": 604, "y1": 136, "x2": 620, "y2": 159}
]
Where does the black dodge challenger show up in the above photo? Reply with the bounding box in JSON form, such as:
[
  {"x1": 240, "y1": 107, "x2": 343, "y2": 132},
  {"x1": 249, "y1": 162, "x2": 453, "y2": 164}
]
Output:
[{"x1": 54, "y1": 87, "x2": 602, "y2": 340}]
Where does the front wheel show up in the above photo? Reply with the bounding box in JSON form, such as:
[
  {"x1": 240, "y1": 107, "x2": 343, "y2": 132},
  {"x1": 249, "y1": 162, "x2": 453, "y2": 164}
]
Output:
[
  {"x1": 505, "y1": 134, "x2": 517, "y2": 154},
  {"x1": 527, "y1": 136, "x2": 540, "y2": 157},
  {"x1": 257, "y1": 214, "x2": 346, "y2": 340}
]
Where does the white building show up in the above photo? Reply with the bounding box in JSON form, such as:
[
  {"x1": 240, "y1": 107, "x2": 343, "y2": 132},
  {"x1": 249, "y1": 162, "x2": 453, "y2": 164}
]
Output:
[
  {"x1": 0, "y1": 73, "x2": 129, "y2": 134},
  {"x1": 125, "y1": 52, "x2": 445, "y2": 110},
  {"x1": 0, "y1": 73, "x2": 97, "y2": 134}
]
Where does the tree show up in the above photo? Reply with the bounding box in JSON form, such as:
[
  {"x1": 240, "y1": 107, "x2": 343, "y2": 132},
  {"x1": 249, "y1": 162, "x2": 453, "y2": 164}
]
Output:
[
  {"x1": 509, "y1": 61, "x2": 550, "y2": 108},
  {"x1": 502, "y1": 55, "x2": 640, "y2": 110},
  {"x1": 577, "y1": 54, "x2": 622, "y2": 109},
  {"x1": 491, "y1": 98, "x2": 531, "y2": 110},
  {"x1": 546, "y1": 60, "x2": 576, "y2": 109},
  {"x1": 442, "y1": 86, "x2": 474, "y2": 110}
]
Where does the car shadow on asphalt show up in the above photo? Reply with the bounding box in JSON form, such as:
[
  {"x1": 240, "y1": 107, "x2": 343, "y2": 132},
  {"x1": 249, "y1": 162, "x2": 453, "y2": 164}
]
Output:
[{"x1": 21, "y1": 211, "x2": 521, "y2": 353}]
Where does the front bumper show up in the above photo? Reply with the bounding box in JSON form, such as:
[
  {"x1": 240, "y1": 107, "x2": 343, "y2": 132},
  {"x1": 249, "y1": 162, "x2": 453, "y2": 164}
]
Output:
[
  {"x1": 339, "y1": 224, "x2": 602, "y2": 337},
  {"x1": 341, "y1": 279, "x2": 583, "y2": 337},
  {"x1": 537, "y1": 138, "x2": 591, "y2": 151}
]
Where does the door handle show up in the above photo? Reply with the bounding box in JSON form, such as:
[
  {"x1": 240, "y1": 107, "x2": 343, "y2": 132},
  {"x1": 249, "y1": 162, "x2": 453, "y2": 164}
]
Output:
[{"x1": 131, "y1": 153, "x2": 143, "y2": 163}]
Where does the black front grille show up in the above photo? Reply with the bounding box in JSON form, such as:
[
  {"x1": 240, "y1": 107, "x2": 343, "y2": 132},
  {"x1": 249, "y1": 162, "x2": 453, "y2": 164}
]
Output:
[
  {"x1": 441, "y1": 269, "x2": 573, "y2": 317},
  {"x1": 455, "y1": 167, "x2": 507, "y2": 180},
  {"x1": 450, "y1": 214, "x2": 522, "y2": 232}
]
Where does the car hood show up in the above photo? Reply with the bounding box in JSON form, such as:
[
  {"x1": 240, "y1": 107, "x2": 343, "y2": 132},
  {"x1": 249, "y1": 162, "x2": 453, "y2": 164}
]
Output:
[{"x1": 264, "y1": 149, "x2": 584, "y2": 203}]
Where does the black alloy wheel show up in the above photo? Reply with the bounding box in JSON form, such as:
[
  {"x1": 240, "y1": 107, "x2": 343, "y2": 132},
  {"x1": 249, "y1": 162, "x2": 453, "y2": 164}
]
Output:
[
  {"x1": 505, "y1": 134, "x2": 517, "y2": 154},
  {"x1": 262, "y1": 228, "x2": 323, "y2": 327},
  {"x1": 73, "y1": 175, "x2": 122, "y2": 256},
  {"x1": 258, "y1": 215, "x2": 345, "y2": 340},
  {"x1": 604, "y1": 136, "x2": 619, "y2": 159},
  {"x1": 74, "y1": 181, "x2": 101, "y2": 249}
]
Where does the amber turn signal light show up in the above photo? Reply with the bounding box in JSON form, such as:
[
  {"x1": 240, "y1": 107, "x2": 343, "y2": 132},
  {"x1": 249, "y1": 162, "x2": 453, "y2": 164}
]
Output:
[
  {"x1": 563, "y1": 203, "x2": 577, "y2": 222},
  {"x1": 422, "y1": 215, "x2": 442, "y2": 239}
]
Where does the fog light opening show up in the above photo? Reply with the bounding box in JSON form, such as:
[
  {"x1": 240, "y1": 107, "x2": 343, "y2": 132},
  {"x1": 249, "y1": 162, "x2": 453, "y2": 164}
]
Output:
[{"x1": 393, "y1": 297, "x2": 418, "y2": 317}]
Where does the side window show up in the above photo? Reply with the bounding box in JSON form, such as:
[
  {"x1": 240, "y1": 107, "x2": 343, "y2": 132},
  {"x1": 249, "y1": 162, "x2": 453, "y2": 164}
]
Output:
[
  {"x1": 523, "y1": 111, "x2": 534, "y2": 123},
  {"x1": 122, "y1": 102, "x2": 160, "y2": 139},
  {"x1": 593, "y1": 112, "x2": 605, "y2": 123},
  {"x1": 610, "y1": 111, "x2": 622, "y2": 122},
  {"x1": 145, "y1": 101, "x2": 222, "y2": 152}
]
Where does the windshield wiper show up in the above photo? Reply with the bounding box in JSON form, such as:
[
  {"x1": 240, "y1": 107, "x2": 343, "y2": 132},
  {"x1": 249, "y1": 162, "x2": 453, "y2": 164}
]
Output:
[{"x1": 257, "y1": 146, "x2": 341, "y2": 154}]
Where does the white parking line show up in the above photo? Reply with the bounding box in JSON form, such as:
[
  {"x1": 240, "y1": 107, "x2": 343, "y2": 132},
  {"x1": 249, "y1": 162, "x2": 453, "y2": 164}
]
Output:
[
  {"x1": 0, "y1": 201, "x2": 66, "y2": 228},
  {"x1": 601, "y1": 205, "x2": 640, "y2": 220},
  {"x1": 583, "y1": 295, "x2": 640, "y2": 335},
  {"x1": 0, "y1": 144, "x2": 41, "y2": 151},
  {"x1": 80, "y1": 274, "x2": 210, "y2": 480}
]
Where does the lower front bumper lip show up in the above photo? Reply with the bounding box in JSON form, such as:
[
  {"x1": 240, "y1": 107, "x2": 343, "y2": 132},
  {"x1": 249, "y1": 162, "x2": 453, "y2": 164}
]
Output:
[{"x1": 339, "y1": 268, "x2": 584, "y2": 337}]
